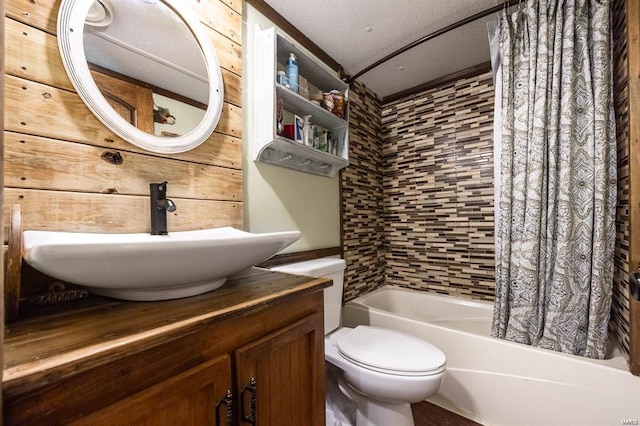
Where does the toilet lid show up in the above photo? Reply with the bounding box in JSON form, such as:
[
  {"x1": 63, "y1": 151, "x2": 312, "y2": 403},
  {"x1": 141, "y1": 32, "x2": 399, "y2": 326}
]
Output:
[{"x1": 336, "y1": 326, "x2": 446, "y2": 376}]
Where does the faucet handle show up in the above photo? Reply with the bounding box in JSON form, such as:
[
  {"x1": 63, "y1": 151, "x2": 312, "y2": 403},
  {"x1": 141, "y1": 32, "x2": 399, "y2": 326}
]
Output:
[{"x1": 158, "y1": 198, "x2": 177, "y2": 212}]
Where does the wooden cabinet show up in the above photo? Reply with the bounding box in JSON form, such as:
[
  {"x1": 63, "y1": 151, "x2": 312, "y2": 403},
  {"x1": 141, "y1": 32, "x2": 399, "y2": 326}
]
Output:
[
  {"x1": 70, "y1": 355, "x2": 233, "y2": 426},
  {"x1": 69, "y1": 315, "x2": 325, "y2": 426},
  {"x1": 235, "y1": 315, "x2": 325, "y2": 426},
  {"x1": 3, "y1": 269, "x2": 329, "y2": 426},
  {"x1": 252, "y1": 26, "x2": 349, "y2": 177}
]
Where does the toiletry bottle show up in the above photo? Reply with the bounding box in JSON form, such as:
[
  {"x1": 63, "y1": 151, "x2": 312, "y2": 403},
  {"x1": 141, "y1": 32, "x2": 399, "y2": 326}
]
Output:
[
  {"x1": 277, "y1": 70, "x2": 289, "y2": 88},
  {"x1": 302, "y1": 115, "x2": 312, "y2": 145},
  {"x1": 276, "y1": 98, "x2": 284, "y2": 135},
  {"x1": 313, "y1": 126, "x2": 320, "y2": 148},
  {"x1": 286, "y1": 53, "x2": 298, "y2": 93}
]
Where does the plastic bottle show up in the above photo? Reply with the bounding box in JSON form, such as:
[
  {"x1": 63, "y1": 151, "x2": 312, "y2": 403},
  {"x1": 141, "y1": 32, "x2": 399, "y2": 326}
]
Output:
[
  {"x1": 286, "y1": 53, "x2": 298, "y2": 93},
  {"x1": 302, "y1": 115, "x2": 312, "y2": 145},
  {"x1": 276, "y1": 70, "x2": 289, "y2": 88}
]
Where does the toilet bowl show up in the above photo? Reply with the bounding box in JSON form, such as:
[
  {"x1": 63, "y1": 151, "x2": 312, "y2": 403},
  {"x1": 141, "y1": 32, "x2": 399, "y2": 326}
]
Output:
[
  {"x1": 271, "y1": 257, "x2": 447, "y2": 426},
  {"x1": 326, "y1": 326, "x2": 446, "y2": 425}
]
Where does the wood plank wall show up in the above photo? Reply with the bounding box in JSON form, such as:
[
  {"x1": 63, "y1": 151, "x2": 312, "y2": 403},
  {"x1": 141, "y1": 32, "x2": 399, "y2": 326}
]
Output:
[
  {"x1": 626, "y1": 0, "x2": 640, "y2": 376},
  {"x1": 3, "y1": 0, "x2": 243, "y2": 238},
  {"x1": 1, "y1": 0, "x2": 5, "y2": 415}
]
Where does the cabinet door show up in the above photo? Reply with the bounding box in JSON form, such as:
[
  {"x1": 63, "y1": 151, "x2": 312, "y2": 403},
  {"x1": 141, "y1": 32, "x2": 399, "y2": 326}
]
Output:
[
  {"x1": 71, "y1": 354, "x2": 233, "y2": 426},
  {"x1": 235, "y1": 314, "x2": 325, "y2": 426}
]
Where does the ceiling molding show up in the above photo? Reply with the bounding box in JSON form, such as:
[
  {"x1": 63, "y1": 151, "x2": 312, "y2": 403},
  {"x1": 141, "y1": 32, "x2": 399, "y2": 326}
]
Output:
[
  {"x1": 245, "y1": 0, "x2": 342, "y2": 73},
  {"x1": 382, "y1": 61, "x2": 492, "y2": 104}
]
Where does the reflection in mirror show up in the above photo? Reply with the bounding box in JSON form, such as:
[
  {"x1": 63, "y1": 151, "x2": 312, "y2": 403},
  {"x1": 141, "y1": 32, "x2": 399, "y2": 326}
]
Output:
[
  {"x1": 152, "y1": 93, "x2": 206, "y2": 137},
  {"x1": 57, "y1": 0, "x2": 223, "y2": 153}
]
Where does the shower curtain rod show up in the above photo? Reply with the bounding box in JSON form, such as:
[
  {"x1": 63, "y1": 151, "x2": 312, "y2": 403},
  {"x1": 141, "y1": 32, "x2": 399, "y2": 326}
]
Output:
[{"x1": 345, "y1": 0, "x2": 524, "y2": 83}]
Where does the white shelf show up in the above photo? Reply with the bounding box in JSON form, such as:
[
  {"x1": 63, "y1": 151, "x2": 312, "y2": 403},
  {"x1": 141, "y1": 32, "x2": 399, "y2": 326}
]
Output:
[
  {"x1": 258, "y1": 137, "x2": 349, "y2": 177},
  {"x1": 276, "y1": 85, "x2": 347, "y2": 130},
  {"x1": 276, "y1": 34, "x2": 345, "y2": 93},
  {"x1": 252, "y1": 26, "x2": 349, "y2": 178}
]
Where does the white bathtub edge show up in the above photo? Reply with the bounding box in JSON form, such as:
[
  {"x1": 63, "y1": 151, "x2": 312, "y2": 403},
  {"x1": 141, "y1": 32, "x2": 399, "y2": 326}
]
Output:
[{"x1": 343, "y1": 285, "x2": 640, "y2": 426}]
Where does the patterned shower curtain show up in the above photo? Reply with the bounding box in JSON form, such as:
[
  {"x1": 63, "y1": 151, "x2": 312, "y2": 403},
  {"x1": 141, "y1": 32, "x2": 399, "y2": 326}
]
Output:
[{"x1": 491, "y1": 0, "x2": 617, "y2": 359}]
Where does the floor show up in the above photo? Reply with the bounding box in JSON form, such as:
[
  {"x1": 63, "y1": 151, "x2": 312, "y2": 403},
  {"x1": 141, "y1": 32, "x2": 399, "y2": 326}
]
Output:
[{"x1": 412, "y1": 401, "x2": 482, "y2": 426}]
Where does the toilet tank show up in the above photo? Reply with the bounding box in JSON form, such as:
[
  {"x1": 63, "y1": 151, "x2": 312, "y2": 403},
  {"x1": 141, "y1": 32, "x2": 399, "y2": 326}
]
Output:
[{"x1": 270, "y1": 257, "x2": 346, "y2": 334}]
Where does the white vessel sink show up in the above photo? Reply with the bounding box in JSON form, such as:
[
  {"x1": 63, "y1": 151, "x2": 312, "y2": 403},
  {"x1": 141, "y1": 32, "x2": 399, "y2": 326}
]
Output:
[{"x1": 22, "y1": 227, "x2": 301, "y2": 301}]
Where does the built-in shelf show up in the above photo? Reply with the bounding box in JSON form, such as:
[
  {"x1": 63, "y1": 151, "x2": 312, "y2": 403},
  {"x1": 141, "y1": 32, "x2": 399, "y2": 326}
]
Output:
[
  {"x1": 276, "y1": 85, "x2": 347, "y2": 130},
  {"x1": 252, "y1": 26, "x2": 349, "y2": 178}
]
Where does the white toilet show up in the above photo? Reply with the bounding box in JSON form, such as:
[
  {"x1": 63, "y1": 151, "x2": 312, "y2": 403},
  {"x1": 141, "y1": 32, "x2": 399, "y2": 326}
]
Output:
[{"x1": 271, "y1": 257, "x2": 446, "y2": 426}]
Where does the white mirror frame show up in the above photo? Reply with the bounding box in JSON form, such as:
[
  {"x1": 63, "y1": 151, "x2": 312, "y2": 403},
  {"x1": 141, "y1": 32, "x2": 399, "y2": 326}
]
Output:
[{"x1": 57, "y1": 0, "x2": 224, "y2": 154}]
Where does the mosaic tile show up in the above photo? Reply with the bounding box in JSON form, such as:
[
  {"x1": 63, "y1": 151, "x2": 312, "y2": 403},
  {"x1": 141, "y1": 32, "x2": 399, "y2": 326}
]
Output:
[{"x1": 342, "y1": 5, "x2": 630, "y2": 358}]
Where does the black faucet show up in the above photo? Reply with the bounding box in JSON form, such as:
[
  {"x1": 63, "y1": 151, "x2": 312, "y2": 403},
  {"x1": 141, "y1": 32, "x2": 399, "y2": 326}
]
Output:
[{"x1": 150, "y1": 181, "x2": 177, "y2": 235}]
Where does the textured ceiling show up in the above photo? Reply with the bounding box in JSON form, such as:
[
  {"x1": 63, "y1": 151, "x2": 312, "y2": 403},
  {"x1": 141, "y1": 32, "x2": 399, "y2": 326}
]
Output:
[
  {"x1": 84, "y1": 0, "x2": 209, "y2": 104},
  {"x1": 262, "y1": 0, "x2": 502, "y2": 98}
]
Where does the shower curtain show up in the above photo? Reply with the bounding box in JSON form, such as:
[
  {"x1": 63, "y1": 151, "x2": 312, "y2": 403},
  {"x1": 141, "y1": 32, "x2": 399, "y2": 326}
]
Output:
[{"x1": 490, "y1": 0, "x2": 616, "y2": 359}]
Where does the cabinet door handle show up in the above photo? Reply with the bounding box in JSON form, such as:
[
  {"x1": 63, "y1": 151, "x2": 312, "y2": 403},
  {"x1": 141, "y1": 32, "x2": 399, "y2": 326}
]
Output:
[
  {"x1": 240, "y1": 377, "x2": 257, "y2": 425},
  {"x1": 215, "y1": 389, "x2": 233, "y2": 426}
]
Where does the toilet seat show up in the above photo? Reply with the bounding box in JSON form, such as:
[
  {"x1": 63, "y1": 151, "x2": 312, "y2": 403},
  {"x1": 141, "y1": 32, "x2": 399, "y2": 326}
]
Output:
[{"x1": 336, "y1": 326, "x2": 446, "y2": 376}]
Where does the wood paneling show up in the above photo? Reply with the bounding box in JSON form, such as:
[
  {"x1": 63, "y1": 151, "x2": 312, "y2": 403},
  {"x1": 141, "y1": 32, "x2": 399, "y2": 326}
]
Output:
[
  {"x1": 4, "y1": 76, "x2": 241, "y2": 142},
  {"x1": 4, "y1": 17, "x2": 71, "y2": 91},
  {"x1": 4, "y1": 0, "x2": 60, "y2": 34},
  {"x1": 3, "y1": 188, "x2": 242, "y2": 235},
  {"x1": 4, "y1": 0, "x2": 242, "y2": 316},
  {"x1": 4, "y1": 133, "x2": 242, "y2": 201},
  {"x1": 186, "y1": 0, "x2": 242, "y2": 45},
  {"x1": 1, "y1": 0, "x2": 5, "y2": 416},
  {"x1": 3, "y1": 74, "x2": 243, "y2": 168},
  {"x1": 222, "y1": 68, "x2": 242, "y2": 106},
  {"x1": 4, "y1": 109, "x2": 241, "y2": 171},
  {"x1": 208, "y1": 25, "x2": 243, "y2": 76},
  {"x1": 5, "y1": 0, "x2": 242, "y2": 47},
  {"x1": 219, "y1": 0, "x2": 242, "y2": 15},
  {"x1": 4, "y1": 18, "x2": 243, "y2": 106},
  {"x1": 5, "y1": 205, "x2": 21, "y2": 321}
]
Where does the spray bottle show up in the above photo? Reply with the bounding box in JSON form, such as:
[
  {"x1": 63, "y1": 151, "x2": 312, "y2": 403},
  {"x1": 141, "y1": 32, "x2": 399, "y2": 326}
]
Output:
[{"x1": 286, "y1": 53, "x2": 298, "y2": 93}]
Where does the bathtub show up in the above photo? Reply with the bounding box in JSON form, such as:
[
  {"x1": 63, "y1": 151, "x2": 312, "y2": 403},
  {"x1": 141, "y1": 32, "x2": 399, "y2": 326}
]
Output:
[{"x1": 342, "y1": 285, "x2": 640, "y2": 426}]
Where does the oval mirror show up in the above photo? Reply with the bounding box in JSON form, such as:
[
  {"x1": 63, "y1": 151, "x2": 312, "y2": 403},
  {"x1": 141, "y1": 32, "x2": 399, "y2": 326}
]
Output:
[{"x1": 57, "y1": 0, "x2": 224, "y2": 153}]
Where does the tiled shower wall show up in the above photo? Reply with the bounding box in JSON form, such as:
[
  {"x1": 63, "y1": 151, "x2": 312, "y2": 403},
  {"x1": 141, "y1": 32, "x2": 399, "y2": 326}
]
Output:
[
  {"x1": 612, "y1": 0, "x2": 631, "y2": 358},
  {"x1": 341, "y1": 81, "x2": 385, "y2": 302},
  {"x1": 382, "y1": 73, "x2": 496, "y2": 300},
  {"x1": 342, "y1": 0, "x2": 630, "y2": 360}
]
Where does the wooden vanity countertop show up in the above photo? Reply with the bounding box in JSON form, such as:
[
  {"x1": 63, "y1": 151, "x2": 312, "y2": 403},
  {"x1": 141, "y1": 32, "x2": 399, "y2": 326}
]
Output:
[{"x1": 3, "y1": 267, "x2": 330, "y2": 394}]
